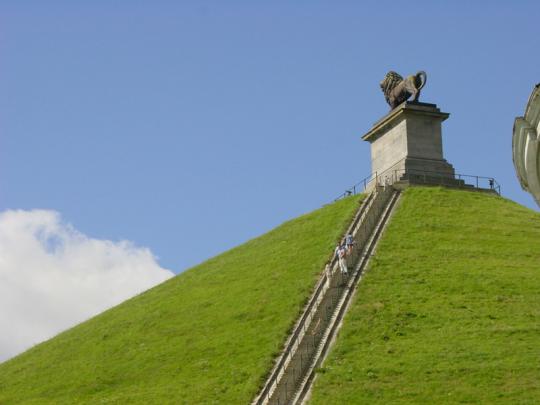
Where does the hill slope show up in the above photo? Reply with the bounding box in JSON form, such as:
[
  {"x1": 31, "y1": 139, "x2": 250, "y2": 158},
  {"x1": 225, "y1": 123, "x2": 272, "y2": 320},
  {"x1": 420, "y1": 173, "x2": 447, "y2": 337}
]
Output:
[
  {"x1": 0, "y1": 195, "x2": 362, "y2": 404},
  {"x1": 310, "y1": 187, "x2": 540, "y2": 404}
]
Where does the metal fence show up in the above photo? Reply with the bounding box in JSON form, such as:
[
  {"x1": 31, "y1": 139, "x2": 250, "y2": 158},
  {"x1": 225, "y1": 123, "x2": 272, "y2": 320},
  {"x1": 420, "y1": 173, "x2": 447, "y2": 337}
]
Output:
[{"x1": 334, "y1": 168, "x2": 501, "y2": 201}]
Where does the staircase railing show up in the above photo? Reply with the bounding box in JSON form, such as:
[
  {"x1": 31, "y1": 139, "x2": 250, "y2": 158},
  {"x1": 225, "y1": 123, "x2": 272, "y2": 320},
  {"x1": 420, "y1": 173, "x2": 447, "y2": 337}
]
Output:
[
  {"x1": 293, "y1": 187, "x2": 401, "y2": 404},
  {"x1": 253, "y1": 185, "x2": 400, "y2": 405},
  {"x1": 252, "y1": 191, "x2": 375, "y2": 405}
]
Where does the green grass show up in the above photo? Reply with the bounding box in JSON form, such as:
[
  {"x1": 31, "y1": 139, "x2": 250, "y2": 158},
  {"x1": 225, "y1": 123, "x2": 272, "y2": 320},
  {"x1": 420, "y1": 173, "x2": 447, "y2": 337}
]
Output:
[
  {"x1": 0, "y1": 195, "x2": 363, "y2": 404},
  {"x1": 310, "y1": 187, "x2": 540, "y2": 404}
]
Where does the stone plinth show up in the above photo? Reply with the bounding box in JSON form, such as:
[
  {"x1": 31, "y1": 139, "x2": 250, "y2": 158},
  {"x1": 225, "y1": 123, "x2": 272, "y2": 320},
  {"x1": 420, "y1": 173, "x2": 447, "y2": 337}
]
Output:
[{"x1": 362, "y1": 101, "x2": 456, "y2": 184}]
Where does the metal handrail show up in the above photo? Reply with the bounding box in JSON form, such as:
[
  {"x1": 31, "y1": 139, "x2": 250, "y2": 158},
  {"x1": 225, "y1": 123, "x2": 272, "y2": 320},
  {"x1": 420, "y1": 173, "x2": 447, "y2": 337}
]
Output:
[
  {"x1": 293, "y1": 187, "x2": 400, "y2": 404},
  {"x1": 334, "y1": 166, "x2": 501, "y2": 201},
  {"x1": 266, "y1": 187, "x2": 392, "y2": 404},
  {"x1": 333, "y1": 173, "x2": 378, "y2": 201},
  {"x1": 269, "y1": 187, "x2": 386, "y2": 404},
  {"x1": 253, "y1": 189, "x2": 376, "y2": 404},
  {"x1": 390, "y1": 168, "x2": 501, "y2": 195}
]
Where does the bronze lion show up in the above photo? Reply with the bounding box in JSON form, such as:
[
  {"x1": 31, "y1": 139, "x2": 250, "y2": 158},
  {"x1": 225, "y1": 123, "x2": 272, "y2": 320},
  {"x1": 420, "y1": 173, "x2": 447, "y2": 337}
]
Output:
[{"x1": 380, "y1": 71, "x2": 427, "y2": 110}]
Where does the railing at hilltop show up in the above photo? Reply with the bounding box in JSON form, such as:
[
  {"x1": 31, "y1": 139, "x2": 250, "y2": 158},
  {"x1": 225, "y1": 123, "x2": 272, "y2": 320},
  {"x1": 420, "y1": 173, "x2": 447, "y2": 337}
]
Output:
[{"x1": 334, "y1": 168, "x2": 501, "y2": 201}]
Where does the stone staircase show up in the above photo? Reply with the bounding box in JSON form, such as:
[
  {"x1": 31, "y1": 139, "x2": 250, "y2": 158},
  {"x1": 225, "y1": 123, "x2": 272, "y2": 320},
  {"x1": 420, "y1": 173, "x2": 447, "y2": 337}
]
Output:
[{"x1": 252, "y1": 185, "x2": 401, "y2": 405}]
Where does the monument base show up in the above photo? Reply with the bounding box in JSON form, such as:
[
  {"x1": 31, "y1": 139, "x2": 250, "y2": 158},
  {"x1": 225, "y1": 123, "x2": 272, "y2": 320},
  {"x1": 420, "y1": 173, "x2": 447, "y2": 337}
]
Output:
[
  {"x1": 362, "y1": 101, "x2": 459, "y2": 188},
  {"x1": 378, "y1": 156, "x2": 456, "y2": 183}
]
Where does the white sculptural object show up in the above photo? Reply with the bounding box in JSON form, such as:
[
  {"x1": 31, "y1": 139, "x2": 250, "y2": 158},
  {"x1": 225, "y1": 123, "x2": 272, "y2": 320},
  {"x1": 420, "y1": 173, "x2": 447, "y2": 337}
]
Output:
[{"x1": 513, "y1": 84, "x2": 540, "y2": 207}]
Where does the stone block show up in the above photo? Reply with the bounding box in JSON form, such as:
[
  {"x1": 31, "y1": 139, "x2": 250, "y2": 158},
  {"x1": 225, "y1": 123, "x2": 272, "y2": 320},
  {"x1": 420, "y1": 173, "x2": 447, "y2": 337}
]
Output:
[{"x1": 362, "y1": 101, "x2": 456, "y2": 183}]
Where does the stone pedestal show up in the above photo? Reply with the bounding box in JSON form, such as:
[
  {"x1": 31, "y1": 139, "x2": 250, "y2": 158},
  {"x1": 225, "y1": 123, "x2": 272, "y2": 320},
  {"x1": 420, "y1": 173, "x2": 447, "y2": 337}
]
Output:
[{"x1": 362, "y1": 101, "x2": 457, "y2": 185}]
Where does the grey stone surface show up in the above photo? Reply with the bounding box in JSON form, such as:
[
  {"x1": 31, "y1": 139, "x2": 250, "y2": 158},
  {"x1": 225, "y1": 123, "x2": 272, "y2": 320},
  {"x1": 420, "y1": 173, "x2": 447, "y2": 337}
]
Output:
[
  {"x1": 513, "y1": 84, "x2": 540, "y2": 207},
  {"x1": 362, "y1": 101, "x2": 456, "y2": 183}
]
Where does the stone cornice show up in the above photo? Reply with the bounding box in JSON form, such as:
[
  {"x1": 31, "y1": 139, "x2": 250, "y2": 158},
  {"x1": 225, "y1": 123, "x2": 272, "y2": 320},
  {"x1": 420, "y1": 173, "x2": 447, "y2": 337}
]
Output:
[{"x1": 362, "y1": 101, "x2": 449, "y2": 143}]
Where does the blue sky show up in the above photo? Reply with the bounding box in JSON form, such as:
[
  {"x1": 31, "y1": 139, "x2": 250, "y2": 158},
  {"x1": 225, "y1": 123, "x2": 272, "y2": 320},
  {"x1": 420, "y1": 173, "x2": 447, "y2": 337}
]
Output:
[{"x1": 2, "y1": 1, "x2": 539, "y2": 274}]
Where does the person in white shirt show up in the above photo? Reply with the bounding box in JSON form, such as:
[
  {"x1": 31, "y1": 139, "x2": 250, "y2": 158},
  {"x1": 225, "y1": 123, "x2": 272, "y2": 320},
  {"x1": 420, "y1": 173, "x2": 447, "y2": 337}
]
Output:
[{"x1": 335, "y1": 243, "x2": 348, "y2": 275}]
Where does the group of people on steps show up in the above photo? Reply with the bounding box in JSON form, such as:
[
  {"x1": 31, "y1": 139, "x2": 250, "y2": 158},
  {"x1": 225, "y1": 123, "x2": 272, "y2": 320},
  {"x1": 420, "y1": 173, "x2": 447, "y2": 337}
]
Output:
[{"x1": 334, "y1": 233, "x2": 354, "y2": 276}]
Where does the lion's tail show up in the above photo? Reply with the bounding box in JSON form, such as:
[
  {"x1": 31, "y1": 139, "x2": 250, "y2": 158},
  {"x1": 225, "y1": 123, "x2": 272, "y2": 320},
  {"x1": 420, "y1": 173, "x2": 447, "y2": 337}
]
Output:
[{"x1": 415, "y1": 71, "x2": 427, "y2": 91}]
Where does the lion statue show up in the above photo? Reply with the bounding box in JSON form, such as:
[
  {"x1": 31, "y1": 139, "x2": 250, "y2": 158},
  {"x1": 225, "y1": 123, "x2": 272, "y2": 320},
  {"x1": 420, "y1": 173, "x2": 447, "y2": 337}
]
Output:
[{"x1": 380, "y1": 71, "x2": 427, "y2": 109}]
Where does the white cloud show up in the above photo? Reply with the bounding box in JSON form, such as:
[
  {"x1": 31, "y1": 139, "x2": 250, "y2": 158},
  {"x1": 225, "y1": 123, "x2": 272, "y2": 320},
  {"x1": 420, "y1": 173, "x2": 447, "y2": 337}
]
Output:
[{"x1": 0, "y1": 209, "x2": 174, "y2": 362}]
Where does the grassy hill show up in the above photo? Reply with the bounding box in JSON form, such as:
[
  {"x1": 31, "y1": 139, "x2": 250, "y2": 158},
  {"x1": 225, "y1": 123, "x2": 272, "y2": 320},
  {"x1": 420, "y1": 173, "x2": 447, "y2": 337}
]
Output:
[
  {"x1": 2, "y1": 187, "x2": 539, "y2": 405},
  {"x1": 310, "y1": 187, "x2": 540, "y2": 404},
  {"x1": 0, "y1": 195, "x2": 362, "y2": 404}
]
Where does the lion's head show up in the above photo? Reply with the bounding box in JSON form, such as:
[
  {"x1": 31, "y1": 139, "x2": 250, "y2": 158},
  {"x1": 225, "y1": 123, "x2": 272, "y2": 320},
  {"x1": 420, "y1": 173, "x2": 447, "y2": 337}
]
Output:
[{"x1": 380, "y1": 71, "x2": 403, "y2": 103}]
